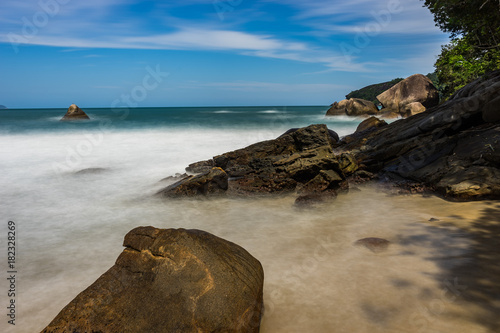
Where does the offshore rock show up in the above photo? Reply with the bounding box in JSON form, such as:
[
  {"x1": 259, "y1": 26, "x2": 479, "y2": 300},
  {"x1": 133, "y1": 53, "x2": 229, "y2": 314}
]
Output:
[
  {"x1": 41, "y1": 227, "x2": 264, "y2": 333},
  {"x1": 60, "y1": 104, "x2": 90, "y2": 121}
]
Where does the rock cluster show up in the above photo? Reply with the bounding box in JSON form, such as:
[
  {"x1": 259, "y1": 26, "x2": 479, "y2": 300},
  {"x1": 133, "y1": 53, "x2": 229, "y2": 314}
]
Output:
[
  {"x1": 161, "y1": 124, "x2": 355, "y2": 198},
  {"x1": 326, "y1": 74, "x2": 439, "y2": 119},
  {"x1": 339, "y1": 70, "x2": 500, "y2": 200},
  {"x1": 42, "y1": 227, "x2": 264, "y2": 333}
]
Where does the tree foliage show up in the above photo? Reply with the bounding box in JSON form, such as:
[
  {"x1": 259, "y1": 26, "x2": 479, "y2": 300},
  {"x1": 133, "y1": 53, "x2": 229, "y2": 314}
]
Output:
[{"x1": 423, "y1": 0, "x2": 500, "y2": 99}]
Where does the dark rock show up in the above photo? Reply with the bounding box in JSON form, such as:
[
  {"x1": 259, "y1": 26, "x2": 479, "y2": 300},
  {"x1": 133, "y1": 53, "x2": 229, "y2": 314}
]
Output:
[
  {"x1": 157, "y1": 167, "x2": 228, "y2": 197},
  {"x1": 339, "y1": 69, "x2": 500, "y2": 200},
  {"x1": 210, "y1": 124, "x2": 347, "y2": 195},
  {"x1": 482, "y1": 95, "x2": 500, "y2": 123},
  {"x1": 377, "y1": 74, "x2": 439, "y2": 117},
  {"x1": 186, "y1": 159, "x2": 215, "y2": 174},
  {"x1": 326, "y1": 98, "x2": 379, "y2": 117},
  {"x1": 279, "y1": 127, "x2": 339, "y2": 143},
  {"x1": 60, "y1": 104, "x2": 90, "y2": 121},
  {"x1": 355, "y1": 116, "x2": 388, "y2": 133},
  {"x1": 354, "y1": 237, "x2": 390, "y2": 253},
  {"x1": 41, "y1": 227, "x2": 264, "y2": 333},
  {"x1": 429, "y1": 218, "x2": 440, "y2": 222}
]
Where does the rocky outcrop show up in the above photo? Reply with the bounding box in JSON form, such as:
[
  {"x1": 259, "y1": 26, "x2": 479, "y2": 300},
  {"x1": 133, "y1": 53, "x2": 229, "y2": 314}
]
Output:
[
  {"x1": 159, "y1": 125, "x2": 351, "y2": 197},
  {"x1": 339, "y1": 69, "x2": 500, "y2": 200},
  {"x1": 0, "y1": 105, "x2": 7, "y2": 109},
  {"x1": 42, "y1": 227, "x2": 264, "y2": 333},
  {"x1": 377, "y1": 74, "x2": 439, "y2": 117},
  {"x1": 157, "y1": 167, "x2": 228, "y2": 197},
  {"x1": 326, "y1": 98, "x2": 379, "y2": 117},
  {"x1": 60, "y1": 104, "x2": 90, "y2": 121}
]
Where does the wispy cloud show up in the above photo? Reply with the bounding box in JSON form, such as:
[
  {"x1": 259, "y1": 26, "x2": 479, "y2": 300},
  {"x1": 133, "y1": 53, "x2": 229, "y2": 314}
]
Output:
[{"x1": 0, "y1": 0, "x2": 447, "y2": 75}]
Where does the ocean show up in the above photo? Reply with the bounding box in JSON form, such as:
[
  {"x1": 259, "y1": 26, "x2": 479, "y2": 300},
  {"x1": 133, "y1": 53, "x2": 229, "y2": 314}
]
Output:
[{"x1": 0, "y1": 106, "x2": 497, "y2": 332}]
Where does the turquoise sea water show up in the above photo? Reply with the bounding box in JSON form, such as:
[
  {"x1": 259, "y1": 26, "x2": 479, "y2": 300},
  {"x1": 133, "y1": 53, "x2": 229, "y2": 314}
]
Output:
[{"x1": 0, "y1": 105, "x2": 361, "y2": 134}]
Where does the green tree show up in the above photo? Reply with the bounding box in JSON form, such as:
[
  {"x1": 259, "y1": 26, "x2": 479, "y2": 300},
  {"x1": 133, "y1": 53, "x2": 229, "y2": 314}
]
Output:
[{"x1": 423, "y1": 0, "x2": 500, "y2": 99}]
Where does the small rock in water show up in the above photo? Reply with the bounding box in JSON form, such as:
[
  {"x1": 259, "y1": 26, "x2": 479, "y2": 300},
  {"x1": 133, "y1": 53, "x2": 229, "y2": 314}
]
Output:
[
  {"x1": 74, "y1": 168, "x2": 107, "y2": 175},
  {"x1": 60, "y1": 104, "x2": 90, "y2": 121},
  {"x1": 354, "y1": 237, "x2": 390, "y2": 253},
  {"x1": 429, "y1": 217, "x2": 440, "y2": 222}
]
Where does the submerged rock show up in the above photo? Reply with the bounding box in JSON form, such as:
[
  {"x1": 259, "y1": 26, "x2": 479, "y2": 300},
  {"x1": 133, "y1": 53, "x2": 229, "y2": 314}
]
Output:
[
  {"x1": 354, "y1": 237, "x2": 390, "y2": 253},
  {"x1": 60, "y1": 104, "x2": 90, "y2": 121},
  {"x1": 41, "y1": 227, "x2": 264, "y2": 333},
  {"x1": 74, "y1": 167, "x2": 107, "y2": 175}
]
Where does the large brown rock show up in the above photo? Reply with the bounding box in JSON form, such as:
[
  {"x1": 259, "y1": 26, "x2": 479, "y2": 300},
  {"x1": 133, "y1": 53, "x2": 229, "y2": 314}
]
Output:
[
  {"x1": 161, "y1": 124, "x2": 350, "y2": 197},
  {"x1": 339, "y1": 69, "x2": 500, "y2": 200},
  {"x1": 377, "y1": 74, "x2": 439, "y2": 117},
  {"x1": 157, "y1": 167, "x2": 228, "y2": 197},
  {"x1": 212, "y1": 124, "x2": 347, "y2": 195},
  {"x1": 42, "y1": 227, "x2": 264, "y2": 333},
  {"x1": 326, "y1": 98, "x2": 379, "y2": 116},
  {"x1": 60, "y1": 104, "x2": 90, "y2": 121}
]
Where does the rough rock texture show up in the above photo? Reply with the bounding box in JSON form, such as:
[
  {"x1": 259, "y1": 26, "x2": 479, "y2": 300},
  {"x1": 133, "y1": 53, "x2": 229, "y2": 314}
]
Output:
[
  {"x1": 157, "y1": 167, "x2": 228, "y2": 197},
  {"x1": 326, "y1": 98, "x2": 379, "y2": 117},
  {"x1": 339, "y1": 69, "x2": 500, "y2": 200},
  {"x1": 42, "y1": 227, "x2": 264, "y2": 333},
  {"x1": 162, "y1": 125, "x2": 352, "y2": 197},
  {"x1": 355, "y1": 116, "x2": 388, "y2": 134},
  {"x1": 377, "y1": 74, "x2": 439, "y2": 117},
  {"x1": 186, "y1": 159, "x2": 215, "y2": 174},
  {"x1": 60, "y1": 104, "x2": 90, "y2": 121}
]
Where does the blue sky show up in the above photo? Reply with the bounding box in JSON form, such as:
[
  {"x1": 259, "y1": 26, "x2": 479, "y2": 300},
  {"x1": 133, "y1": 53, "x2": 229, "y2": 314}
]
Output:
[{"x1": 0, "y1": 0, "x2": 449, "y2": 108}]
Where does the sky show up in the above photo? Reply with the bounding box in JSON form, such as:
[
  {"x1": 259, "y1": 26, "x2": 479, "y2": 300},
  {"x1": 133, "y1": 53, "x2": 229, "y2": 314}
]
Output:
[{"x1": 0, "y1": 0, "x2": 450, "y2": 108}]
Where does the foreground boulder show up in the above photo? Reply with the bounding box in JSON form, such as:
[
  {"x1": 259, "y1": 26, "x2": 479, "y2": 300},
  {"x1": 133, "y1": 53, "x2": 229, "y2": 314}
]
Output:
[
  {"x1": 339, "y1": 69, "x2": 500, "y2": 200},
  {"x1": 42, "y1": 227, "x2": 264, "y2": 333},
  {"x1": 164, "y1": 124, "x2": 351, "y2": 196},
  {"x1": 377, "y1": 74, "x2": 439, "y2": 117},
  {"x1": 326, "y1": 98, "x2": 379, "y2": 116},
  {"x1": 60, "y1": 104, "x2": 90, "y2": 121}
]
